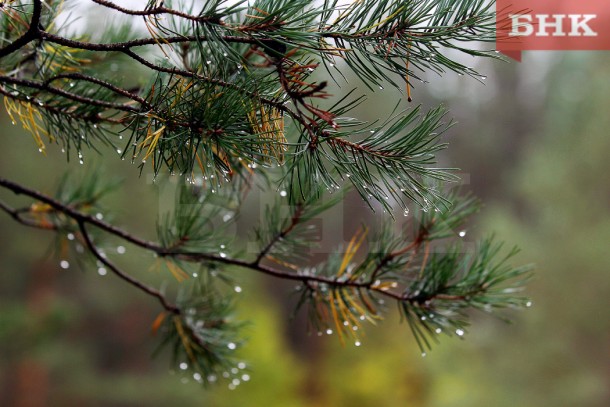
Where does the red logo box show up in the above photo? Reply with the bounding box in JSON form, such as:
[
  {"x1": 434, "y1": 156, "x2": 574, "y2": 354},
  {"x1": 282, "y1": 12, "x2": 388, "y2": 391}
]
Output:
[{"x1": 496, "y1": 0, "x2": 610, "y2": 61}]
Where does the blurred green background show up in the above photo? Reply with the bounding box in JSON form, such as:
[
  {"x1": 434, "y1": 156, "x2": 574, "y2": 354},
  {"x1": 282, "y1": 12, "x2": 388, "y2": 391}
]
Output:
[{"x1": 1, "y1": 42, "x2": 609, "y2": 407}]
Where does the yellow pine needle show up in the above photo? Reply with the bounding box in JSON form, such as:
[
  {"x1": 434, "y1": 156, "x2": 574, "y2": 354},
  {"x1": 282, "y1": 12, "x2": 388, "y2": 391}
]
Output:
[
  {"x1": 337, "y1": 226, "x2": 368, "y2": 277},
  {"x1": 418, "y1": 241, "x2": 430, "y2": 278},
  {"x1": 331, "y1": 0, "x2": 363, "y2": 27},
  {"x1": 169, "y1": 78, "x2": 193, "y2": 110},
  {"x1": 357, "y1": 6, "x2": 405, "y2": 33},
  {"x1": 151, "y1": 311, "x2": 167, "y2": 335},
  {"x1": 195, "y1": 150, "x2": 206, "y2": 174},
  {"x1": 330, "y1": 290, "x2": 346, "y2": 346},
  {"x1": 211, "y1": 143, "x2": 233, "y2": 175},
  {"x1": 165, "y1": 260, "x2": 190, "y2": 282},
  {"x1": 406, "y1": 43, "x2": 412, "y2": 102},
  {"x1": 342, "y1": 288, "x2": 371, "y2": 325},
  {"x1": 265, "y1": 255, "x2": 299, "y2": 271},
  {"x1": 44, "y1": 0, "x2": 65, "y2": 32},
  {"x1": 43, "y1": 43, "x2": 92, "y2": 73},
  {"x1": 142, "y1": 125, "x2": 166, "y2": 160},
  {"x1": 4, "y1": 97, "x2": 52, "y2": 153},
  {"x1": 334, "y1": 290, "x2": 361, "y2": 340},
  {"x1": 357, "y1": 287, "x2": 379, "y2": 317},
  {"x1": 144, "y1": 16, "x2": 172, "y2": 58},
  {"x1": 246, "y1": 102, "x2": 286, "y2": 163},
  {"x1": 1, "y1": 4, "x2": 28, "y2": 28},
  {"x1": 174, "y1": 316, "x2": 197, "y2": 362},
  {"x1": 371, "y1": 280, "x2": 397, "y2": 291},
  {"x1": 245, "y1": 14, "x2": 265, "y2": 20}
]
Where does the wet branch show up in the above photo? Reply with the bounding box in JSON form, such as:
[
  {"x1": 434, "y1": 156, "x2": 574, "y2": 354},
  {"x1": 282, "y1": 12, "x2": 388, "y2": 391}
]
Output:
[{"x1": 0, "y1": 176, "x2": 464, "y2": 309}]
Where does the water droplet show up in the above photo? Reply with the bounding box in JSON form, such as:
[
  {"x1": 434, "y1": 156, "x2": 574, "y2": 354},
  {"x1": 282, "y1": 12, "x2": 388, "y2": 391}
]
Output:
[
  {"x1": 237, "y1": 64, "x2": 242, "y2": 69},
  {"x1": 98, "y1": 267, "x2": 107, "y2": 276},
  {"x1": 458, "y1": 230, "x2": 466, "y2": 237},
  {"x1": 206, "y1": 60, "x2": 212, "y2": 65},
  {"x1": 238, "y1": 362, "x2": 246, "y2": 369},
  {"x1": 481, "y1": 76, "x2": 487, "y2": 80},
  {"x1": 223, "y1": 213, "x2": 232, "y2": 222},
  {"x1": 60, "y1": 260, "x2": 70, "y2": 269},
  {"x1": 93, "y1": 124, "x2": 98, "y2": 129},
  {"x1": 95, "y1": 213, "x2": 104, "y2": 220},
  {"x1": 193, "y1": 373, "x2": 202, "y2": 381},
  {"x1": 223, "y1": 52, "x2": 228, "y2": 57},
  {"x1": 326, "y1": 329, "x2": 333, "y2": 335},
  {"x1": 227, "y1": 342, "x2": 236, "y2": 350},
  {"x1": 231, "y1": 368, "x2": 239, "y2": 374},
  {"x1": 69, "y1": 82, "x2": 75, "y2": 87},
  {"x1": 116, "y1": 149, "x2": 122, "y2": 154},
  {"x1": 420, "y1": 316, "x2": 426, "y2": 321},
  {"x1": 192, "y1": 272, "x2": 198, "y2": 278},
  {"x1": 456, "y1": 329, "x2": 465, "y2": 337},
  {"x1": 355, "y1": 341, "x2": 361, "y2": 347},
  {"x1": 38, "y1": 101, "x2": 43, "y2": 106},
  {"x1": 359, "y1": 315, "x2": 366, "y2": 321},
  {"x1": 207, "y1": 374, "x2": 217, "y2": 383},
  {"x1": 11, "y1": 121, "x2": 16, "y2": 125},
  {"x1": 117, "y1": 246, "x2": 126, "y2": 254},
  {"x1": 219, "y1": 252, "x2": 227, "y2": 258},
  {"x1": 279, "y1": 190, "x2": 287, "y2": 197},
  {"x1": 526, "y1": 301, "x2": 533, "y2": 308},
  {"x1": 435, "y1": 328, "x2": 442, "y2": 334},
  {"x1": 38, "y1": 148, "x2": 43, "y2": 153},
  {"x1": 67, "y1": 233, "x2": 75, "y2": 240},
  {"x1": 179, "y1": 362, "x2": 188, "y2": 370},
  {"x1": 379, "y1": 86, "x2": 384, "y2": 90},
  {"x1": 241, "y1": 374, "x2": 250, "y2": 381},
  {"x1": 403, "y1": 208, "x2": 410, "y2": 217},
  {"x1": 79, "y1": 159, "x2": 84, "y2": 165},
  {"x1": 421, "y1": 352, "x2": 427, "y2": 357},
  {"x1": 234, "y1": 286, "x2": 242, "y2": 293}
]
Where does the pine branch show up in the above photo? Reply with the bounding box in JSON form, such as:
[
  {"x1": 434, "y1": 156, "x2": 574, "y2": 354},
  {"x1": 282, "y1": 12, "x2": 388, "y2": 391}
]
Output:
[
  {"x1": 0, "y1": 0, "x2": 534, "y2": 385},
  {"x1": 0, "y1": 175, "x2": 532, "y2": 330}
]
